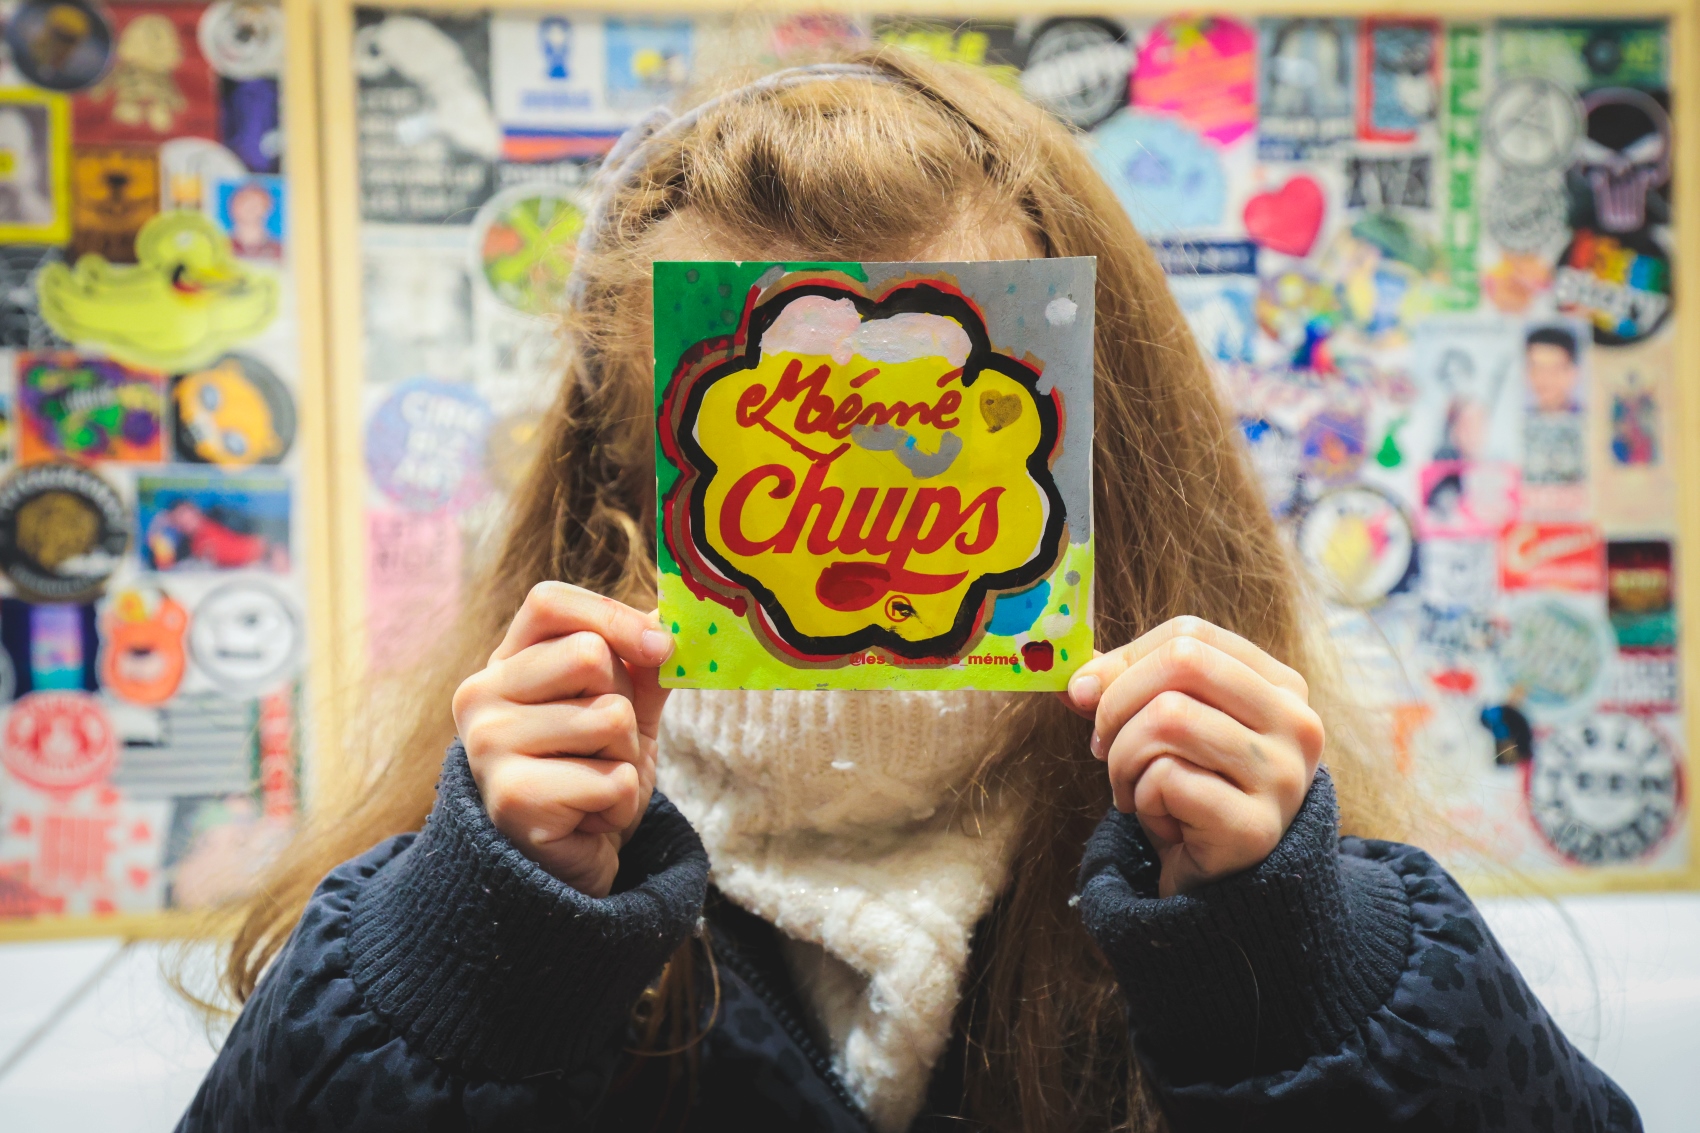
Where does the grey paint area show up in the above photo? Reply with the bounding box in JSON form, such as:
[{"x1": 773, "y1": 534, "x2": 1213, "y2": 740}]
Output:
[{"x1": 861, "y1": 257, "x2": 1096, "y2": 543}]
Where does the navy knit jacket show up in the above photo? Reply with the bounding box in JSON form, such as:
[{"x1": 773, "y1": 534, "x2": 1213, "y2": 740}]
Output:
[{"x1": 178, "y1": 743, "x2": 1641, "y2": 1132}]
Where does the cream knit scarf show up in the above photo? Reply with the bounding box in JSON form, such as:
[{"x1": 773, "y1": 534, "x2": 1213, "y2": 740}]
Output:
[{"x1": 657, "y1": 688, "x2": 1024, "y2": 1133}]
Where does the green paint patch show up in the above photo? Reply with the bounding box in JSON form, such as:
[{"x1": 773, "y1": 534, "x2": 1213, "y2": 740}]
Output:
[
  {"x1": 675, "y1": 665, "x2": 685, "y2": 677},
  {"x1": 708, "y1": 623, "x2": 717, "y2": 635},
  {"x1": 709, "y1": 660, "x2": 719, "y2": 672}
]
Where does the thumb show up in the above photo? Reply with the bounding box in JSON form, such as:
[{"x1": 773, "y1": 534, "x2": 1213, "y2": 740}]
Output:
[
  {"x1": 626, "y1": 612, "x2": 673, "y2": 737},
  {"x1": 627, "y1": 658, "x2": 672, "y2": 738}
]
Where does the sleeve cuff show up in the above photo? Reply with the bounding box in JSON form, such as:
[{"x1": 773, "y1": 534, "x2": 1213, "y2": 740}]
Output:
[
  {"x1": 1075, "y1": 767, "x2": 1411, "y2": 1085},
  {"x1": 346, "y1": 741, "x2": 710, "y2": 1080}
]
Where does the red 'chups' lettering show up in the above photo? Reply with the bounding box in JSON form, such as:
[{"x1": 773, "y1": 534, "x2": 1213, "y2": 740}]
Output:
[
  {"x1": 720, "y1": 456, "x2": 1005, "y2": 574},
  {"x1": 736, "y1": 359, "x2": 964, "y2": 440}
]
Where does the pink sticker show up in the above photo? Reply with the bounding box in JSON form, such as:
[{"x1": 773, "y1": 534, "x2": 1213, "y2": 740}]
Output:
[
  {"x1": 1419, "y1": 461, "x2": 1520, "y2": 538},
  {"x1": 0, "y1": 783, "x2": 169, "y2": 919},
  {"x1": 1132, "y1": 17, "x2": 1257, "y2": 146},
  {"x1": 368, "y1": 511, "x2": 463, "y2": 673}
]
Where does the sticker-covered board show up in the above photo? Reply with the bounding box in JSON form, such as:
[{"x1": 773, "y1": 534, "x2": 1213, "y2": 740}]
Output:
[
  {"x1": 0, "y1": 0, "x2": 319, "y2": 938},
  {"x1": 654, "y1": 259, "x2": 1094, "y2": 690},
  {"x1": 328, "y1": 6, "x2": 1694, "y2": 890}
]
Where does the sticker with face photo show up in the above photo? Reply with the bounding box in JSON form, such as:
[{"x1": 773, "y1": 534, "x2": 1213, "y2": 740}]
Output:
[
  {"x1": 0, "y1": 90, "x2": 70, "y2": 246},
  {"x1": 1521, "y1": 322, "x2": 1588, "y2": 499},
  {"x1": 211, "y1": 175, "x2": 284, "y2": 260}
]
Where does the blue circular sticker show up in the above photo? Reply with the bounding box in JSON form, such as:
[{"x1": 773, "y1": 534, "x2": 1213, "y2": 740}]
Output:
[
  {"x1": 365, "y1": 379, "x2": 492, "y2": 513},
  {"x1": 1090, "y1": 111, "x2": 1226, "y2": 235}
]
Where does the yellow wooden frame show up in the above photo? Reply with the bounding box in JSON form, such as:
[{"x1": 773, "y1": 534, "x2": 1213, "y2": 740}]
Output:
[{"x1": 0, "y1": 0, "x2": 336, "y2": 944}]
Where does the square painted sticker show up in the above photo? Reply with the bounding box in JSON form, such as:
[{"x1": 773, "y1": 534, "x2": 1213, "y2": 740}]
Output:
[{"x1": 654, "y1": 258, "x2": 1095, "y2": 690}]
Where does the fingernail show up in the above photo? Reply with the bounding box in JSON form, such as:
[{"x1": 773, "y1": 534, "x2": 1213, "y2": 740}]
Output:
[
  {"x1": 1090, "y1": 731, "x2": 1105, "y2": 760},
  {"x1": 1069, "y1": 673, "x2": 1101, "y2": 709},
  {"x1": 641, "y1": 628, "x2": 674, "y2": 663}
]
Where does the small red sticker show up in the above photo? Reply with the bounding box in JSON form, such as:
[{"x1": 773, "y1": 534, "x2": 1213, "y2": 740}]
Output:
[{"x1": 1, "y1": 691, "x2": 117, "y2": 793}]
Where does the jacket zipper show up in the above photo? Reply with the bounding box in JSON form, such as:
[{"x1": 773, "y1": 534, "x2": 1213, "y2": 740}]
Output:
[{"x1": 713, "y1": 936, "x2": 877, "y2": 1133}]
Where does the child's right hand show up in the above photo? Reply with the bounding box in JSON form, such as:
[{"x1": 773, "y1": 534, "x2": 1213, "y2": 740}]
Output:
[{"x1": 451, "y1": 582, "x2": 675, "y2": 897}]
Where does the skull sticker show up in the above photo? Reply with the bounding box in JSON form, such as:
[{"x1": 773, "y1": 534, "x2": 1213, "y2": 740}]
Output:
[{"x1": 1573, "y1": 88, "x2": 1671, "y2": 233}]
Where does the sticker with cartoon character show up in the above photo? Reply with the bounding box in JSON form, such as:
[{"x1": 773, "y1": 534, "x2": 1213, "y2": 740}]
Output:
[
  {"x1": 75, "y1": 3, "x2": 220, "y2": 143},
  {"x1": 69, "y1": 145, "x2": 160, "y2": 262},
  {"x1": 98, "y1": 587, "x2": 188, "y2": 705},
  {"x1": 170, "y1": 352, "x2": 295, "y2": 466},
  {"x1": 38, "y1": 210, "x2": 279, "y2": 371}
]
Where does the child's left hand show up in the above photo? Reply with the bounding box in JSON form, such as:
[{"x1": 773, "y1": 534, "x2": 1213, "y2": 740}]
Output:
[{"x1": 1063, "y1": 616, "x2": 1326, "y2": 898}]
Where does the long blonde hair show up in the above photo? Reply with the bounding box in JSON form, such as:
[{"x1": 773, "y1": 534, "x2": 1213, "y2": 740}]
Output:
[{"x1": 229, "y1": 47, "x2": 1407, "y2": 1132}]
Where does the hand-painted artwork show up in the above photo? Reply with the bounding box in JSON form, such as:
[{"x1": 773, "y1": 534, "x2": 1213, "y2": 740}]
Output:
[
  {"x1": 346, "y1": 12, "x2": 1686, "y2": 887},
  {"x1": 654, "y1": 258, "x2": 1094, "y2": 690},
  {"x1": 0, "y1": 0, "x2": 308, "y2": 932},
  {"x1": 211, "y1": 175, "x2": 284, "y2": 259}
]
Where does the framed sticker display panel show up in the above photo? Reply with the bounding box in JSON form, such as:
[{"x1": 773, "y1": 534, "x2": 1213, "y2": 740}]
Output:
[
  {"x1": 0, "y1": 0, "x2": 335, "y2": 943},
  {"x1": 315, "y1": 0, "x2": 1700, "y2": 895}
]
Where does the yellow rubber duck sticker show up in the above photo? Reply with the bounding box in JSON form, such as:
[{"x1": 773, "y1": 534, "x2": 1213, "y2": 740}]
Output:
[{"x1": 37, "y1": 210, "x2": 279, "y2": 371}]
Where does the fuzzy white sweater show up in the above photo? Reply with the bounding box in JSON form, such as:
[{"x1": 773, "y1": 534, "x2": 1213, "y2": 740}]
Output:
[{"x1": 657, "y1": 688, "x2": 1023, "y2": 1133}]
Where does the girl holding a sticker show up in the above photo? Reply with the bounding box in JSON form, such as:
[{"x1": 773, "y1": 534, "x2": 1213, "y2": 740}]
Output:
[{"x1": 183, "y1": 52, "x2": 1638, "y2": 1133}]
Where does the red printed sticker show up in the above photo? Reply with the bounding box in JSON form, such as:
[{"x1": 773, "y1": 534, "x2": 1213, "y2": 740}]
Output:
[
  {"x1": 0, "y1": 781, "x2": 168, "y2": 918},
  {"x1": 1, "y1": 691, "x2": 116, "y2": 793},
  {"x1": 1499, "y1": 522, "x2": 1605, "y2": 592}
]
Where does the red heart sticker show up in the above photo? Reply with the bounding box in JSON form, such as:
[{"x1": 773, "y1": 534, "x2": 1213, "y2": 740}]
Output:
[{"x1": 1243, "y1": 175, "x2": 1326, "y2": 257}]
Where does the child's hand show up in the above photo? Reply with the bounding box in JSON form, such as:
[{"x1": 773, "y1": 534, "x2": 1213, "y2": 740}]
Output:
[
  {"x1": 452, "y1": 582, "x2": 675, "y2": 897},
  {"x1": 1064, "y1": 617, "x2": 1325, "y2": 898}
]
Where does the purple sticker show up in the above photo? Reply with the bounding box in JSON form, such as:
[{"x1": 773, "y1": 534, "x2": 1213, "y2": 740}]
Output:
[
  {"x1": 222, "y1": 78, "x2": 280, "y2": 173},
  {"x1": 365, "y1": 379, "x2": 491, "y2": 514}
]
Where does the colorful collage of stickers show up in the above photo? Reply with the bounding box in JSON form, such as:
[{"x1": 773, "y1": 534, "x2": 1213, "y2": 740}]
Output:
[
  {"x1": 0, "y1": 0, "x2": 304, "y2": 925},
  {"x1": 351, "y1": 11, "x2": 1684, "y2": 882}
]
